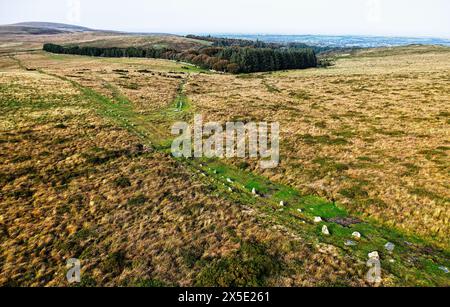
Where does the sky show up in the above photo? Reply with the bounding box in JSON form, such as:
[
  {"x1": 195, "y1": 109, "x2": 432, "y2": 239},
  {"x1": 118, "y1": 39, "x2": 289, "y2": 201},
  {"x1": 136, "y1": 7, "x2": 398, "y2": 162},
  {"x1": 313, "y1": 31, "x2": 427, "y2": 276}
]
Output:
[{"x1": 1, "y1": 0, "x2": 449, "y2": 38}]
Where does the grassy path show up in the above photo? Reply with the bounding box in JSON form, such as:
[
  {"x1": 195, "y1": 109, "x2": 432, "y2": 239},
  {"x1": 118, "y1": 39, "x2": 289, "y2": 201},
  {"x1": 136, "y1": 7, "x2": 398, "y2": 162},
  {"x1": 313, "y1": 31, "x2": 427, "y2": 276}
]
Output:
[{"x1": 12, "y1": 55, "x2": 450, "y2": 286}]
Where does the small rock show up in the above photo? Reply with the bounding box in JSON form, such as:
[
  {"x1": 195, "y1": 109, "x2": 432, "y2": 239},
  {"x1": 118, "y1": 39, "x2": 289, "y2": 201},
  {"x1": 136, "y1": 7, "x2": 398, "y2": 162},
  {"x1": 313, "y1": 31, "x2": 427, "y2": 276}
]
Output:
[
  {"x1": 297, "y1": 209, "x2": 302, "y2": 213},
  {"x1": 385, "y1": 242, "x2": 395, "y2": 252},
  {"x1": 252, "y1": 188, "x2": 257, "y2": 195},
  {"x1": 438, "y1": 266, "x2": 449, "y2": 274},
  {"x1": 314, "y1": 217, "x2": 323, "y2": 223},
  {"x1": 368, "y1": 251, "x2": 380, "y2": 260},
  {"x1": 345, "y1": 240, "x2": 357, "y2": 246},
  {"x1": 389, "y1": 259, "x2": 395, "y2": 263},
  {"x1": 226, "y1": 178, "x2": 233, "y2": 183},
  {"x1": 322, "y1": 225, "x2": 330, "y2": 236},
  {"x1": 279, "y1": 201, "x2": 285, "y2": 207},
  {"x1": 352, "y1": 232, "x2": 361, "y2": 240},
  {"x1": 228, "y1": 187, "x2": 233, "y2": 192}
]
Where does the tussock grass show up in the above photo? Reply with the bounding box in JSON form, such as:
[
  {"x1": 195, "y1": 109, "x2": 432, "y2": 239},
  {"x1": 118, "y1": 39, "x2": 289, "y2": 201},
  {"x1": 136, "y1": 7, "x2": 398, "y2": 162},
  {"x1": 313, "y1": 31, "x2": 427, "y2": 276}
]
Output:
[{"x1": 1, "y1": 45, "x2": 449, "y2": 287}]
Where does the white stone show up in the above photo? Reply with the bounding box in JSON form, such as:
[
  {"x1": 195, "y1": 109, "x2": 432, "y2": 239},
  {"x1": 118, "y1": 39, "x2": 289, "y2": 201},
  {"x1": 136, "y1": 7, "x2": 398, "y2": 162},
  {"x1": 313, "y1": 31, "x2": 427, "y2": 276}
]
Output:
[
  {"x1": 252, "y1": 188, "x2": 257, "y2": 195},
  {"x1": 352, "y1": 232, "x2": 361, "y2": 240},
  {"x1": 385, "y1": 242, "x2": 395, "y2": 252},
  {"x1": 226, "y1": 178, "x2": 233, "y2": 183},
  {"x1": 279, "y1": 201, "x2": 284, "y2": 207},
  {"x1": 314, "y1": 217, "x2": 322, "y2": 223},
  {"x1": 345, "y1": 240, "x2": 357, "y2": 246},
  {"x1": 322, "y1": 225, "x2": 330, "y2": 236},
  {"x1": 368, "y1": 251, "x2": 380, "y2": 260},
  {"x1": 297, "y1": 209, "x2": 302, "y2": 213}
]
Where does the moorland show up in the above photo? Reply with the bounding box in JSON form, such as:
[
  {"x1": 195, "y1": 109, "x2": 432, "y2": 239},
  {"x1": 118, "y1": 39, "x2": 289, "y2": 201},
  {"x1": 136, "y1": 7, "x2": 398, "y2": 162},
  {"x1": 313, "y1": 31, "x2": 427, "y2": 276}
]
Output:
[{"x1": 0, "y1": 22, "x2": 449, "y2": 287}]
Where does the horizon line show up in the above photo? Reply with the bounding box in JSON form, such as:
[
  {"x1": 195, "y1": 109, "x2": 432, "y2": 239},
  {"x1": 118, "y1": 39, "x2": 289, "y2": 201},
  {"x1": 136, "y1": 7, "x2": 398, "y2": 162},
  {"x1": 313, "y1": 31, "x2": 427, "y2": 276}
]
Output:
[{"x1": 2, "y1": 20, "x2": 450, "y2": 40}]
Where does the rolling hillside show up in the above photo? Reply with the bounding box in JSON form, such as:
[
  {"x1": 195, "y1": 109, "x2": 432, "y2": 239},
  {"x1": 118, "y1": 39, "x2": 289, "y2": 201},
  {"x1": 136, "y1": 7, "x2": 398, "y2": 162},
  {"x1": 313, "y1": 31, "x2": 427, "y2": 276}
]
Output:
[
  {"x1": 0, "y1": 22, "x2": 210, "y2": 53},
  {"x1": 0, "y1": 22, "x2": 448, "y2": 287},
  {"x1": 0, "y1": 22, "x2": 94, "y2": 35},
  {"x1": 64, "y1": 34, "x2": 212, "y2": 51}
]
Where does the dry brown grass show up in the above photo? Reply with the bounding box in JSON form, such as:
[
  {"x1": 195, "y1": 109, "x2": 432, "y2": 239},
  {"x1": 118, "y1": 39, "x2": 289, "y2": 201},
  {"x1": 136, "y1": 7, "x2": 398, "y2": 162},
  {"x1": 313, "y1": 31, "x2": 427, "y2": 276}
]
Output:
[
  {"x1": 0, "y1": 40, "x2": 448, "y2": 286},
  {"x1": 185, "y1": 46, "x2": 450, "y2": 248},
  {"x1": 71, "y1": 34, "x2": 211, "y2": 50},
  {"x1": 15, "y1": 52, "x2": 187, "y2": 113},
  {"x1": 0, "y1": 31, "x2": 210, "y2": 56},
  {"x1": 0, "y1": 58, "x2": 372, "y2": 287}
]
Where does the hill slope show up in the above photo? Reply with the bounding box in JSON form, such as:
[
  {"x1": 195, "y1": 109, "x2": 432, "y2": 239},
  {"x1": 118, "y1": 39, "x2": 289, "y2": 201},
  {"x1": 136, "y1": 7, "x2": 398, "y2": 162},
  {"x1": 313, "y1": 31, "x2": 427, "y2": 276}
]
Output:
[
  {"x1": 0, "y1": 22, "x2": 94, "y2": 35},
  {"x1": 0, "y1": 22, "x2": 210, "y2": 51},
  {"x1": 65, "y1": 34, "x2": 212, "y2": 50}
]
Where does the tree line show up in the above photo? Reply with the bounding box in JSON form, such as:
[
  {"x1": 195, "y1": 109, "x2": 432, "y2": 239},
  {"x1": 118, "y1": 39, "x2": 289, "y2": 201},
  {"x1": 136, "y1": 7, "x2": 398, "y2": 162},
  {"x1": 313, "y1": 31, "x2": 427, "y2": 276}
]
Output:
[
  {"x1": 43, "y1": 43, "x2": 317, "y2": 73},
  {"x1": 186, "y1": 35, "x2": 279, "y2": 48}
]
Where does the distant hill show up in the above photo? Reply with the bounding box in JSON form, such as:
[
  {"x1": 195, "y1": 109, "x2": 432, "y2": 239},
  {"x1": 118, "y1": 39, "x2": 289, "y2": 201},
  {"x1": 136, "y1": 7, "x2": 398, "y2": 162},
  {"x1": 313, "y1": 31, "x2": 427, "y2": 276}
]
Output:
[
  {"x1": 0, "y1": 22, "x2": 94, "y2": 35},
  {"x1": 13, "y1": 22, "x2": 93, "y2": 32},
  {"x1": 69, "y1": 34, "x2": 212, "y2": 51},
  {"x1": 0, "y1": 22, "x2": 210, "y2": 51}
]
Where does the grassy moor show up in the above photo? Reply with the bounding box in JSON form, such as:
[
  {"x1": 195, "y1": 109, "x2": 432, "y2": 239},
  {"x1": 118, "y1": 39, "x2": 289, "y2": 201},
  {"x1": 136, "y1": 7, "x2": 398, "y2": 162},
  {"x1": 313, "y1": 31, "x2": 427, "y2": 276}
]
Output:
[{"x1": 0, "y1": 21, "x2": 449, "y2": 288}]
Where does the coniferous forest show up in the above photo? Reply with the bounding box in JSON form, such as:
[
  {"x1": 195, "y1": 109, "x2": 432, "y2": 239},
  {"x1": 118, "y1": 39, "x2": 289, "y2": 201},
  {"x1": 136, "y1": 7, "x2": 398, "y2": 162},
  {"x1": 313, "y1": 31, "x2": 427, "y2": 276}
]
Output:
[{"x1": 43, "y1": 40, "x2": 317, "y2": 73}]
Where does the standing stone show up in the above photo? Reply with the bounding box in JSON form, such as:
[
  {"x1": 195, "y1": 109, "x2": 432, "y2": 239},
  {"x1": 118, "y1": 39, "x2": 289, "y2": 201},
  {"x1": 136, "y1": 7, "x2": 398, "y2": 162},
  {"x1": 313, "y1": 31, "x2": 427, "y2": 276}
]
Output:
[
  {"x1": 322, "y1": 225, "x2": 330, "y2": 236},
  {"x1": 368, "y1": 251, "x2": 380, "y2": 260},
  {"x1": 352, "y1": 232, "x2": 361, "y2": 240}
]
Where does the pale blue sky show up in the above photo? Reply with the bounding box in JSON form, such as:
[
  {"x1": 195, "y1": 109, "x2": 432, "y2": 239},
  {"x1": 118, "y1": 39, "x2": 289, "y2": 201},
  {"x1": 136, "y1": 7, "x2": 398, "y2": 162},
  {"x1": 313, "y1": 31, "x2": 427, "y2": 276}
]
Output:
[{"x1": 1, "y1": 0, "x2": 449, "y2": 37}]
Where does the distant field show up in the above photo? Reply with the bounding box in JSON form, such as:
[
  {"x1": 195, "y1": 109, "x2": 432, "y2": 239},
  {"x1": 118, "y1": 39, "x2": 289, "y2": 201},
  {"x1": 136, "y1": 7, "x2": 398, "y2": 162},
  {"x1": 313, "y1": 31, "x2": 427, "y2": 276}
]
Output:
[
  {"x1": 215, "y1": 34, "x2": 450, "y2": 48},
  {"x1": 0, "y1": 35, "x2": 449, "y2": 287},
  {"x1": 68, "y1": 34, "x2": 212, "y2": 50}
]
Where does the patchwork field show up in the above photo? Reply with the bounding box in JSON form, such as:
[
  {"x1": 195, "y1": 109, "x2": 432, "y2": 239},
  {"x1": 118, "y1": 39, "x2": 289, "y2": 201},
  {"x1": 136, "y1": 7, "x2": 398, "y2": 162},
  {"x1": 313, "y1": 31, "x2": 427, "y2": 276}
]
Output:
[{"x1": 0, "y1": 40, "x2": 449, "y2": 286}]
